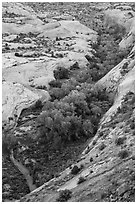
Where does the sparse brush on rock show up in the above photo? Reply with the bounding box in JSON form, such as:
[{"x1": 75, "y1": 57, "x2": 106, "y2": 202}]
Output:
[
  {"x1": 92, "y1": 140, "x2": 97, "y2": 146},
  {"x1": 80, "y1": 164, "x2": 84, "y2": 169},
  {"x1": 36, "y1": 85, "x2": 47, "y2": 90},
  {"x1": 15, "y1": 52, "x2": 22, "y2": 57},
  {"x1": 34, "y1": 100, "x2": 43, "y2": 109},
  {"x1": 130, "y1": 120, "x2": 135, "y2": 129},
  {"x1": 70, "y1": 62, "x2": 80, "y2": 70},
  {"x1": 77, "y1": 176, "x2": 86, "y2": 184},
  {"x1": 120, "y1": 62, "x2": 129, "y2": 75},
  {"x1": 90, "y1": 157, "x2": 93, "y2": 162},
  {"x1": 98, "y1": 131, "x2": 104, "y2": 137},
  {"x1": 56, "y1": 189, "x2": 72, "y2": 202},
  {"x1": 118, "y1": 149, "x2": 129, "y2": 159},
  {"x1": 99, "y1": 142, "x2": 106, "y2": 151},
  {"x1": 49, "y1": 80, "x2": 62, "y2": 88},
  {"x1": 115, "y1": 136, "x2": 127, "y2": 146},
  {"x1": 54, "y1": 67, "x2": 70, "y2": 80},
  {"x1": 71, "y1": 165, "x2": 80, "y2": 175}
]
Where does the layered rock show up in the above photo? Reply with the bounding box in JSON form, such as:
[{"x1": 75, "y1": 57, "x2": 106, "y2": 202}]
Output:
[
  {"x1": 2, "y1": 2, "x2": 135, "y2": 202},
  {"x1": 2, "y1": 81, "x2": 50, "y2": 128},
  {"x1": 18, "y1": 3, "x2": 135, "y2": 202},
  {"x1": 2, "y1": 2, "x2": 97, "y2": 126}
]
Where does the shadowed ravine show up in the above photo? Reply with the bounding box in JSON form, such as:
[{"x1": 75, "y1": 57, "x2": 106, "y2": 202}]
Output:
[{"x1": 10, "y1": 150, "x2": 37, "y2": 192}]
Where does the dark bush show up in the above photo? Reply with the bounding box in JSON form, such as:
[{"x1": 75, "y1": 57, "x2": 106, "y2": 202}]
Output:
[
  {"x1": 90, "y1": 169, "x2": 93, "y2": 174},
  {"x1": 98, "y1": 132, "x2": 104, "y2": 138},
  {"x1": 77, "y1": 176, "x2": 86, "y2": 184},
  {"x1": 130, "y1": 121, "x2": 135, "y2": 129},
  {"x1": 120, "y1": 62, "x2": 129, "y2": 75},
  {"x1": 56, "y1": 36, "x2": 60, "y2": 41},
  {"x1": 71, "y1": 165, "x2": 80, "y2": 175},
  {"x1": 35, "y1": 100, "x2": 43, "y2": 109},
  {"x1": 70, "y1": 62, "x2": 80, "y2": 70},
  {"x1": 90, "y1": 157, "x2": 93, "y2": 162},
  {"x1": 56, "y1": 189, "x2": 72, "y2": 202},
  {"x1": 15, "y1": 52, "x2": 22, "y2": 57},
  {"x1": 85, "y1": 54, "x2": 97, "y2": 63},
  {"x1": 92, "y1": 140, "x2": 97, "y2": 146},
  {"x1": 74, "y1": 68, "x2": 93, "y2": 83},
  {"x1": 118, "y1": 149, "x2": 129, "y2": 159},
  {"x1": 54, "y1": 67, "x2": 70, "y2": 80},
  {"x1": 36, "y1": 85, "x2": 47, "y2": 90},
  {"x1": 80, "y1": 164, "x2": 84, "y2": 169},
  {"x1": 49, "y1": 80, "x2": 62, "y2": 88},
  {"x1": 115, "y1": 136, "x2": 126, "y2": 146},
  {"x1": 49, "y1": 88, "x2": 65, "y2": 100},
  {"x1": 99, "y1": 142, "x2": 106, "y2": 151}
]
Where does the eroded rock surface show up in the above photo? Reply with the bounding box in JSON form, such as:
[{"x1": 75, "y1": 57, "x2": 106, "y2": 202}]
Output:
[
  {"x1": 2, "y1": 2, "x2": 97, "y2": 125},
  {"x1": 2, "y1": 2, "x2": 135, "y2": 202}
]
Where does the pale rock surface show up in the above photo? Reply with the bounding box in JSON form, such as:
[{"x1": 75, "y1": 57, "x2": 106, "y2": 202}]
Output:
[
  {"x1": 2, "y1": 81, "x2": 50, "y2": 126},
  {"x1": 119, "y1": 18, "x2": 135, "y2": 50},
  {"x1": 2, "y1": 2, "x2": 135, "y2": 202},
  {"x1": 2, "y1": 3, "x2": 97, "y2": 126},
  {"x1": 2, "y1": 53, "x2": 29, "y2": 69}
]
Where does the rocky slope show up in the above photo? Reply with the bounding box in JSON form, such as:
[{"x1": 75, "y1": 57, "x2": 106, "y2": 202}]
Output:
[
  {"x1": 2, "y1": 2, "x2": 135, "y2": 202},
  {"x1": 2, "y1": 2, "x2": 97, "y2": 127}
]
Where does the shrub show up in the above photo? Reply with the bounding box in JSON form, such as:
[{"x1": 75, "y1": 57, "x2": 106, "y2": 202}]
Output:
[
  {"x1": 130, "y1": 121, "x2": 135, "y2": 129},
  {"x1": 71, "y1": 165, "x2": 80, "y2": 175},
  {"x1": 115, "y1": 136, "x2": 126, "y2": 146},
  {"x1": 15, "y1": 52, "x2": 22, "y2": 57},
  {"x1": 101, "y1": 192, "x2": 107, "y2": 199},
  {"x1": 99, "y1": 142, "x2": 106, "y2": 151},
  {"x1": 118, "y1": 149, "x2": 129, "y2": 159},
  {"x1": 90, "y1": 157, "x2": 93, "y2": 162},
  {"x1": 98, "y1": 132, "x2": 104, "y2": 138},
  {"x1": 35, "y1": 100, "x2": 43, "y2": 109},
  {"x1": 56, "y1": 36, "x2": 60, "y2": 41},
  {"x1": 49, "y1": 80, "x2": 62, "y2": 88},
  {"x1": 36, "y1": 85, "x2": 47, "y2": 90},
  {"x1": 85, "y1": 54, "x2": 97, "y2": 63},
  {"x1": 92, "y1": 140, "x2": 97, "y2": 146},
  {"x1": 90, "y1": 169, "x2": 93, "y2": 174},
  {"x1": 80, "y1": 164, "x2": 84, "y2": 169},
  {"x1": 49, "y1": 88, "x2": 65, "y2": 100},
  {"x1": 70, "y1": 62, "x2": 80, "y2": 70},
  {"x1": 120, "y1": 62, "x2": 129, "y2": 75},
  {"x1": 77, "y1": 176, "x2": 86, "y2": 184},
  {"x1": 56, "y1": 189, "x2": 72, "y2": 202},
  {"x1": 75, "y1": 68, "x2": 92, "y2": 83},
  {"x1": 54, "y1": 67, "x2": 70, "y2": 80}
]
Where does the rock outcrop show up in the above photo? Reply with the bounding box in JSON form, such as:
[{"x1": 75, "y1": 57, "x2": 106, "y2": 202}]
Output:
[
  {"x1": 2, "y1": 2, "x2": 135, "y2": 202},
  {"x1": 2, "y1": 2, "x2": 97, "y2": 126},
  {"x1": 2, "y1": 81, "x2": 50, "y2": 128}
]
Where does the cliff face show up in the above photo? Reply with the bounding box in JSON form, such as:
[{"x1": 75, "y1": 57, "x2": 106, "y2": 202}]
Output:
[{"x1": 2, "y1": 2, "x2": 135, "y2": 202}]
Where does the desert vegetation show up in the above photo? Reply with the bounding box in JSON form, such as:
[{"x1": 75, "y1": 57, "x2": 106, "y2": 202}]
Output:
[
  {"x1": 37, "y1": 87, "x2": 111, "y2": 147},
  {"x1": 2, "y1": 1, "x2": 135, "y2": 202},
  {"x1": 56, "y1": 189, "x2": 72, "y2": 202},
  {"x1": 87, "y1": 17, "x2": 132, "y2": 82}
]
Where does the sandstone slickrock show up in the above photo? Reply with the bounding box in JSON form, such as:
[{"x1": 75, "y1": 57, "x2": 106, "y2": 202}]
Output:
[
  {"x1": 2, "y1": 81, "x2": 50, "y2": 127},
  {"x1": 2, "y1": 3, "x2": 97, "y2": 126},
  {"x1": 2, "y1": 2, "x2": 135, "y2": 202}
]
